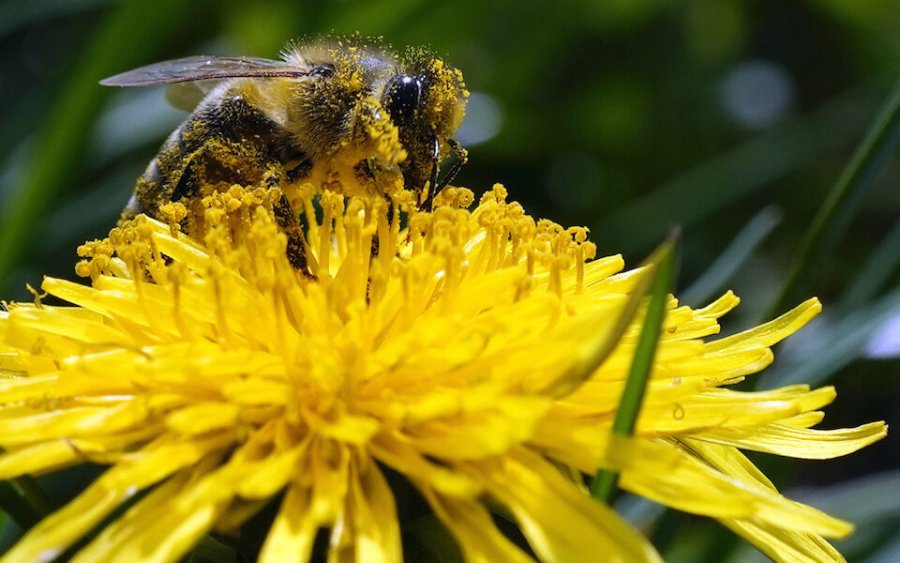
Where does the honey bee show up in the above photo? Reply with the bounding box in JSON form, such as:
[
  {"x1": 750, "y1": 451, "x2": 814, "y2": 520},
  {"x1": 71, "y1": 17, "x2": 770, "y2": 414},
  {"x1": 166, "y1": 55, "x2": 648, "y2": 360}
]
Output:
[{"x1": 101, "y1": 37, "x2": 468, "y2": 268}]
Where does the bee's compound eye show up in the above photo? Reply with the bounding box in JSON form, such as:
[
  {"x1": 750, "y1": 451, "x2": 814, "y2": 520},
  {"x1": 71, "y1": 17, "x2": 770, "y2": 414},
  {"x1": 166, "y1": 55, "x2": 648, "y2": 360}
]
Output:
[
  {"x1": 312, "y1": 64, "x2": 335, "y2": 77},
  {"x1": 384, "y1": 75, "x2": 423, "y2": 123}
]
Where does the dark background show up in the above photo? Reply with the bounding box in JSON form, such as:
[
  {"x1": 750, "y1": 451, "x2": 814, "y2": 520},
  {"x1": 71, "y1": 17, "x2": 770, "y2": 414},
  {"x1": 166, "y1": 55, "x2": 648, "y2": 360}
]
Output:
[{"x1": 1, "y1": 1, "x2": 899, "y2": 560}]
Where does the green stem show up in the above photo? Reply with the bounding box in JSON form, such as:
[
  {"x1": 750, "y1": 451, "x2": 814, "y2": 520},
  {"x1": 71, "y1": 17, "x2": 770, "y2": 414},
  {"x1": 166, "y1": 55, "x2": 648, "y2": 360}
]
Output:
[{"x1": 591, "y1": 235, "x2": 678, "y2": 504}]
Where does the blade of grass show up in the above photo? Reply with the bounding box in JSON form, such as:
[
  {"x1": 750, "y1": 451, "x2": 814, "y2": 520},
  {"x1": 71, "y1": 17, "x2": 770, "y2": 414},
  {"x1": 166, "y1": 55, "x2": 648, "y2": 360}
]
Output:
[
  {"x1": 766, "y1": 78, "x2": 900, "y2": 320},
  {"x1": 0, "y1": 477, "x2": 52, "y2": 530},
  {"x1": 839, "y1": 217, "x2": 900, "y2": 312},
  {"x1": 591, "y1": 233, "x2": 678, "y2": 504},
  {"x1": 681, "y1": 206, "x2": 781, "y2": 307},
  {"x1": 0, "y1": 0, "x2": 212, "y2": 293}
]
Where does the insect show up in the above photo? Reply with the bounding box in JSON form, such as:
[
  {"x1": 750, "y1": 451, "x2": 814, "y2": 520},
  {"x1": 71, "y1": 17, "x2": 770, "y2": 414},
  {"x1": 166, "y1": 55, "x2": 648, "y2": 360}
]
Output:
[{"x1": 101, "y1": 37, "x2": 469, "y2": 268}]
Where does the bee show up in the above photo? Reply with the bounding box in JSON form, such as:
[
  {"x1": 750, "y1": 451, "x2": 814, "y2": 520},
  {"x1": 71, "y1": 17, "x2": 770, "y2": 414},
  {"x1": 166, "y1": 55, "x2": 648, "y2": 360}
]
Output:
[{"x1": 101, "y1": 37, "x2": 468, "y2": 269}]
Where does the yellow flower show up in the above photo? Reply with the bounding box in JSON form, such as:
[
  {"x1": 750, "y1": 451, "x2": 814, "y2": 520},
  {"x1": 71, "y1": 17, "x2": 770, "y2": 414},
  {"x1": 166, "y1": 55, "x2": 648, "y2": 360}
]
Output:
[{"x1": 0, "y1": 182, "x2": 886, "y2": 562}]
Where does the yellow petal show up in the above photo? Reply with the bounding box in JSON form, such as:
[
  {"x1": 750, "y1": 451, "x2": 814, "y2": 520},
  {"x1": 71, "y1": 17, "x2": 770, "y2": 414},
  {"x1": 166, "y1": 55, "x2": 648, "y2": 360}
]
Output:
[
  {"x1": 331, "y1": 455, "x2": 402, "y2": 563},
  {"x1": 470, "y1": 447, "x2": 662, "y2": 562},
  {"x1": 0, "y1": 433, "x2": 228, "y2": 563},
  {"x1": 221, "y1": 378, "x2": 291, "y2": 406},
  {"x1": 705, "y1": 298, "x2": 821, "y2": 352},
  {"x1": 612, "y1": 438, "x2": 759, "y2": 518},
  {"x1": 259, "y1": 482, "x2": 317, "y2": 563},
  {"x1": 403, "y1": 395, "x2": 551, "y2": 459},
  {"x1": 698, "y1": 420, "x2": 887, "y2": 459},
  {"x1": 0, "y1": 401, "x2": 150, "y2": 447},
  {"x1": 71, "y1": 462, "x2": 207, "y2": 563},
  {"x1": 236, "y1": 446, "x2": 304, "y2": 499},
  {"x1": 369, "y1": 434, "x2": 482, "y2": 497},
  {"x1": 303, "y1": 406, "x2": 379, "y2": 445},
  {"x1": 668, "y1": 346, "x2": 774, "y2": 382},
  {"x1": 0, "y1": 440, "x2": 80, "y2": 479},
  {"x1": 0, "y1": 374, "x2": 61, "y2": 404},
  {"x1": 637, "y1": 386, "x2": 837, "y2": 434},
  {"x1": 682, "y1": 439, "x2": 853, "y2": 537},
  {"x1": 104, "y1": 431, "x2": 235, "y2": 491},
  {"x1": 165, "y1": 402, "x2": 241, "y2": 435},
  {"x1": 5, "y1": 299, "x2": 123, "y2": 345},
  {"x1": 423, "y1": 488, "x2": 532, "y2": 563},
  {"x1": 109, "y1": 470, "x2": 234, "y2": 563},
  {"x1": 260, "y1": 442, "x2": 351, "y2": 562},
  {"x1": 0, "y1": 475, "x2": 125, "y2": 563},
  {"x1": 723, "y1": 519, "x2": 845, "y2": 563}
]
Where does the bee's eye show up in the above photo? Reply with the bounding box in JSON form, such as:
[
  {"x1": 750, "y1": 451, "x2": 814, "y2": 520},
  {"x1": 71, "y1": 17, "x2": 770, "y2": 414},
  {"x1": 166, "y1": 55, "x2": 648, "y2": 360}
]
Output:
[
  {"x1": 312, "y1": 64, "x2": 335, "y2": 77},
  {"x1": 384, "y1": 75, "x2": 423, "y2": 123}
]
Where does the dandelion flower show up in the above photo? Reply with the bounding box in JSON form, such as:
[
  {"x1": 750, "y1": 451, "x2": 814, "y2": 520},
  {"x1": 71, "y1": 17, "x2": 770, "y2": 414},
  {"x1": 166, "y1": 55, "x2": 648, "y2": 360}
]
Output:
[{"x1": 0, "y1": 182, "x2": 886, "y2": 562}]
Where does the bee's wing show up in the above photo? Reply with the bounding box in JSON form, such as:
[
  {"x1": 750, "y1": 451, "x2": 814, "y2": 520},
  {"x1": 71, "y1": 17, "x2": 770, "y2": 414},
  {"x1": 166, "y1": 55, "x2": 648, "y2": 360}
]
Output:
[{"x1": 100, "y1": 55, "x2": 315, "y2": 87}]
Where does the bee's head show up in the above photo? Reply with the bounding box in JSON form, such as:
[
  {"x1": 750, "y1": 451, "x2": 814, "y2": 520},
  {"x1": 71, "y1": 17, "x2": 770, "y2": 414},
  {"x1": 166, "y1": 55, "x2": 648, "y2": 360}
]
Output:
[{"x1": 381, "y1": 51, "x2": 468, "y2": 193}]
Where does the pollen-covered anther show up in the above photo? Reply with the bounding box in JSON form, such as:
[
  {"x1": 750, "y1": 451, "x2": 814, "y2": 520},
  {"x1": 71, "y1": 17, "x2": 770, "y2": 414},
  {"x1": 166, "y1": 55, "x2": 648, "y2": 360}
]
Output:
[
  {"x1": 433, "y1": 186, "x2": 474, "y2": 209},
  {"x1": 74, "y1": 260, "x2": 92, "y2": 278},
  {"x1": 158, "y1": 202, "x2": 188, "y2": 228}
]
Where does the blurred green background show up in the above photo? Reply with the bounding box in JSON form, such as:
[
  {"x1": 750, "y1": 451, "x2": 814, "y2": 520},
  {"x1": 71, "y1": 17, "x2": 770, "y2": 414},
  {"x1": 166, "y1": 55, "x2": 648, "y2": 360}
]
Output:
[{"x1": 1, "y1": 0, "x2": 899, "y2": 560}]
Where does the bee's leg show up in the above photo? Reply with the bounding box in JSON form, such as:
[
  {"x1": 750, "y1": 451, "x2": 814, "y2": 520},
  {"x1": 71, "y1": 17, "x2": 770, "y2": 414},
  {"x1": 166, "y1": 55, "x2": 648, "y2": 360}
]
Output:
[
  {"x1": 261, "y1": 151, "x2": 313, "y2": 188},
  {"x1": 171, "y1": 155, "x2": 203, "y2": 203},
  {"x1": 169, "y1": 139, "x2": 276, "y2": 204},
  {"x1": 420, "y1": 135, "x2": 441, "y2": 210},
  {"x1": 127, "y1": 91, "x2": 297, "y2": 221},
  {"x1": 145, "y1": 135, "x2": 310, "y2": 273},
  {"x1": 434, "y1": 139, "x2": 467, "y2": 193},
  {"x1": 190, "y1": 144, "x2": 313, "y2": 276},
  {"x1": 162, "y1": 94, "x2": 294, "y2": 201},
  {"x1": 421, "y1": 138, "x2": 467, "y2": 210},
  {"x1": 126, "y1": 93, "x2": 314, "y2": 271},
  {"x1": 273, "y1": 193, "x2": 313, "y2": 276},
  {"x1": 285, "y1": 158, "x2": 314, "y2": 183},
  {"x1": 269, "y1": 156, "x2": 316, "y2": 275}
]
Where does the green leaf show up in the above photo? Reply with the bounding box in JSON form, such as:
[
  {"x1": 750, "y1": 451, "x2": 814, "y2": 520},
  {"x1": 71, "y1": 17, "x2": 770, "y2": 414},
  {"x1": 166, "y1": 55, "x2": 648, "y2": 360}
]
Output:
[
  {"x1": 189, "y1": 534, "x2": 240, "y2": 563},
  {"x1": 0, "y1": 476, "x2": 53, "y2": 530},
  {"x1": 839, "y1": 217, "x2": 900, "y2": 311},
  {"x1": 591, "y1": 234, "x2": 679, "y2": 504}
]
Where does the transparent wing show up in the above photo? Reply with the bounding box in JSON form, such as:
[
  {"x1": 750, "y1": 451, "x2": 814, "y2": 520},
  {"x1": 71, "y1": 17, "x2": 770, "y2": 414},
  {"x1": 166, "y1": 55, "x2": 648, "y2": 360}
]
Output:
[
  {"x1": 100, "y1": 55, "x2": 315, "y2": 87},
  {"x1": 165, "y1": 80, "x2": 219, "y2": 112}
]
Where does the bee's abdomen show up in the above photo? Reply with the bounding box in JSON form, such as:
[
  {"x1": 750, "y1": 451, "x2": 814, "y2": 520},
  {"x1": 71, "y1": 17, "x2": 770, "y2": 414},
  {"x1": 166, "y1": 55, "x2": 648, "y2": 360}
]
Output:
[{"x1": 125, "y1": 88, "x2": 297, "y2": 222}]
